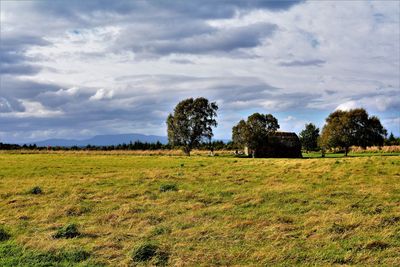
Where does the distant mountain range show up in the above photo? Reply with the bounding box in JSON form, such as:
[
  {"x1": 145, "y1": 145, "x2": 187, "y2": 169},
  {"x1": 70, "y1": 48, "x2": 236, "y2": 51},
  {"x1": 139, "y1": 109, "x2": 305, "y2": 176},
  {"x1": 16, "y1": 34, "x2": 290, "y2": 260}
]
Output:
[{"x1": 25, "y1": 133, "x2": 169, "y2": 147}]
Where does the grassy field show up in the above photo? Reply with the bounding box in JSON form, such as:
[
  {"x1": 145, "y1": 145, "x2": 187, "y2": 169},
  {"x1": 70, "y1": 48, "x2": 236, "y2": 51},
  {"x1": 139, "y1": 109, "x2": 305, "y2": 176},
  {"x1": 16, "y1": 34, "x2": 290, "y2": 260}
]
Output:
[{"x1": 0, "y1": 153, "x2": 399, "y2": 266}]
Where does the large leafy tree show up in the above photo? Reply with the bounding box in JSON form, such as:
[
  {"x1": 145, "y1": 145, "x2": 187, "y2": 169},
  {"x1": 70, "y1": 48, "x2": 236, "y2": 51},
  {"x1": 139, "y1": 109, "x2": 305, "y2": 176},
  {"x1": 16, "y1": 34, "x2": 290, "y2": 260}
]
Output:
[
  {"x1": 167, "y1": 97, "x2": 218, "y2": 156},
  {"x1": 232, "y1": 113, "x2": 279, "y2": 157},
  {"x1": 299, "y1": 123, "x2": 320, "y2": 152},
  {"x1": 320, "y1": 108, "x2": 386, "y2": 156}
]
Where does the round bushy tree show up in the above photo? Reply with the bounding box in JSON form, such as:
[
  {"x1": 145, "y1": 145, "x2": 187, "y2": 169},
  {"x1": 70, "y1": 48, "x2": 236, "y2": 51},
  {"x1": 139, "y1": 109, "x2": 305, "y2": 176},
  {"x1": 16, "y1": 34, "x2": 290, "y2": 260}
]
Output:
[
  {"x1": 320, "y1": 108, "x2": 386, "y2": 156},
  {"x1": 167, "y1": 97, "x2": 218, "y2": 156}
]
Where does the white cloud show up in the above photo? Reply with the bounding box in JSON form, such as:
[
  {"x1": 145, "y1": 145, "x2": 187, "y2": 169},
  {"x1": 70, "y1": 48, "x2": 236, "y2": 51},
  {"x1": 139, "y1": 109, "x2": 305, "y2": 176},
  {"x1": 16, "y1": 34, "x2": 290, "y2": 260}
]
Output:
[
  {"x1": 336, "y1": 100, "x2": 359, "y2": 111},
  {"x1": 279, "y1": 115, "x2": 308, "y2": 134},
  {"x1": 261, "y1": 100, "x2": 290, "y2": 111},
  {"x1": 54, "y1": 87, "x2": 80, "y2": 96},
  {"x1": 89, "y1": 89, "x2": 114, "y2": 101},
  {"x1": 336, "y1": 93, "x2": 400, "y2": 112},
  {"x1": 0, "y1": 100, "x2": 63, "y2": 118},
  {"x1": 283, "y1": 116, "x2": 296, "y2": 122}
]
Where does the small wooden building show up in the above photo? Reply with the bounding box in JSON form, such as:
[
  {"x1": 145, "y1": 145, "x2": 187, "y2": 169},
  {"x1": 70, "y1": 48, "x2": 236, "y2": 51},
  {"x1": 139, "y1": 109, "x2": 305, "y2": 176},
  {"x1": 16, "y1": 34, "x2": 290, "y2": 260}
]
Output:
[{"x1": 244, "y1": 132, "x2": 302, "y2": 158}]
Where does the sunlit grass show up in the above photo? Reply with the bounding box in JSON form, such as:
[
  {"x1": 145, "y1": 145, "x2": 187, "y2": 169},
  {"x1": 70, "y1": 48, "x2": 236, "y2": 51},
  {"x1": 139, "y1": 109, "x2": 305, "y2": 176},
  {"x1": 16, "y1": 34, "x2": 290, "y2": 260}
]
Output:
[{"x1": 0, "y1": 153, "x2": 399, "y2": 266}]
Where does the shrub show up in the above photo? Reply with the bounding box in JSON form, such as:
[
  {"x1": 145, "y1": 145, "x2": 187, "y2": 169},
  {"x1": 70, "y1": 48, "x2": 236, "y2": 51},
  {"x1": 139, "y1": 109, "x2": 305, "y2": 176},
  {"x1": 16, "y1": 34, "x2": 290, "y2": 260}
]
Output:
[
  {"x1": 132, "y1": 243, "x2": 158, "y2": 262},
  {"x1": 131, "y1": 242, "x2": 169, "y2": 265},
  {"x1": 29, "y1": 186, "x2": 43, "y2": 195},
  {"x1": 0, "y1": 228, "x2": 11, "y2": 241},
  {"x1": 159, "y1": 184, "x2": 178, "y2": 192},
  {"x1": 53, "y1": 224, "x2": 80, "y2": 239}
]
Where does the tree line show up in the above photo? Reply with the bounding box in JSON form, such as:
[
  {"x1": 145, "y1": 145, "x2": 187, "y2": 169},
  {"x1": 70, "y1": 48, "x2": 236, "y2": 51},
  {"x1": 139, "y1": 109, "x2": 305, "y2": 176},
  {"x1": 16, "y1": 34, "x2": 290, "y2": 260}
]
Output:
[
  {"x1": 0, "y1": 140, "x2": 235, "y2": 151},
  {"x1": 1, "y1": 97, "x2": 398, "y2": 155}
]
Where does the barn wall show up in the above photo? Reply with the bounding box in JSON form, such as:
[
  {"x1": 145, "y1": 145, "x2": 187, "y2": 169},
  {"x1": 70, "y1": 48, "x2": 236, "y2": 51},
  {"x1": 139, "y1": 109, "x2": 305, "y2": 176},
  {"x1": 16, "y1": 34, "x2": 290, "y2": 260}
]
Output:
[{"x1": 245, "y1": 132, "x2": 302, "y2": 158}]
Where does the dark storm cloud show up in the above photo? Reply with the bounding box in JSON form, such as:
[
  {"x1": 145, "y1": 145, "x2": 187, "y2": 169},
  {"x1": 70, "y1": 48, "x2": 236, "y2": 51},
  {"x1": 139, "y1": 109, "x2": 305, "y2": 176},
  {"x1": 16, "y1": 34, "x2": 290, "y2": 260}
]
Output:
[
  {"x1": 35, "y1": 0, "x2": 304, "y2": 21},
  {"x1": 0, "y1": 76, "x2": 60, "y2": 99},
  {"x1": 0, "y1": 34, "x2": 48, "y2": 76},
  {"x1": 0, "y1": 63, "x2": 41, "y2": 76},
  {"x1": 35, "y1": 88, "x2": 92, "y2": 108},
  {"x1": 126, "y1": 23, "x2": 277, "y2": 57},
  {"x1": 279, "y1": 59, "x2": 326, "y2": 67},
  {"x1": 325, "y1": 90, "x2": 336, "y2": 95},
  {"x1": 0, "y1": 34, "x2": 49, "y2": 52}
]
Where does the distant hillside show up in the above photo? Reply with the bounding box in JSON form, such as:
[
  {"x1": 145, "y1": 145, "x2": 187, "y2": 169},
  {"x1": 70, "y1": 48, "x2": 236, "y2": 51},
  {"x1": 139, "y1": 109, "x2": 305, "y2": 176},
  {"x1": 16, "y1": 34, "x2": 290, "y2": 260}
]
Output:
[{"x1": 26, "y1": 134, "x2": 168, "y2": 147}]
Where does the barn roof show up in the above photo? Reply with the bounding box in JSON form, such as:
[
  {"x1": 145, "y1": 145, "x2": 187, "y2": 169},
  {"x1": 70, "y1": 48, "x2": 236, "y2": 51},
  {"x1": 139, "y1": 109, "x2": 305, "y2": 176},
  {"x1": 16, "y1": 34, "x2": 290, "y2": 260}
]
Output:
[{"x1": 269, "y1": 132, "x2": 298, "y2": 137}]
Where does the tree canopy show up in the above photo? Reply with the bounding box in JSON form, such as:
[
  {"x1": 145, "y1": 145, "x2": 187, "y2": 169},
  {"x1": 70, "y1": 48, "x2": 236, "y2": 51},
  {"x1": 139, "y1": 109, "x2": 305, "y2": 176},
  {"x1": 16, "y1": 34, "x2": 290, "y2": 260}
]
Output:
[
  {"x1": 320, "y1": 108, "x2": 387, "y2": 156},
  {"x1": 232, "y1": 113, "x2": 279, "y2": 157},
  {"x1": 299, "y1": 123, "x2": 320, "y2": 152},
  {"x1": 166, "y1": 97, "x2": 218, "y2": 156},
  {"x1": 385, "y1": 132, "x2": 400, "y2": 145}
]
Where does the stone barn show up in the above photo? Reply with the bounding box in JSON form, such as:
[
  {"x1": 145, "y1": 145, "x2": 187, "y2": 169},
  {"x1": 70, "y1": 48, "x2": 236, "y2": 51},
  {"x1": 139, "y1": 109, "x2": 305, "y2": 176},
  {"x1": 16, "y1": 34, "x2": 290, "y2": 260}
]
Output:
[{"x1": 244, "y1": 132, "x2": 302, "y2": 158}]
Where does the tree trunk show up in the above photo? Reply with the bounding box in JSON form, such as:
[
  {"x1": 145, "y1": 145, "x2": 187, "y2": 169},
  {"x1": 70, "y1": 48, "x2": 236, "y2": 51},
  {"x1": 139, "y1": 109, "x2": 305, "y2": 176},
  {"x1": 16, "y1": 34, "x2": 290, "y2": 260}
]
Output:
[
  {"x1": 344, "y1": 147, "x2": 348, "y2": 157},
  {"x1": 209, "y1": 149, "x2": 214, "y2": 156},
  {"x1": 183, "y1": 146, "x2": 191, "y2": 156}
]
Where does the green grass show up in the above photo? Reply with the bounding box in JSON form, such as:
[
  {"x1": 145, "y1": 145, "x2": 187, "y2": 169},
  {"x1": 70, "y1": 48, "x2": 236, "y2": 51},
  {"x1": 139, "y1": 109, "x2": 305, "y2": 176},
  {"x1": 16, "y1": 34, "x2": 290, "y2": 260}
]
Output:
[
  {"x1": 303, "y1": 151, "x2": 400, "y2": 158},
  {"x1": 0, "y1": 153, "x2": 399, "y2": 266},
  {"x1": 0, "y1": 241, "x2": 98, "y2": 266}
]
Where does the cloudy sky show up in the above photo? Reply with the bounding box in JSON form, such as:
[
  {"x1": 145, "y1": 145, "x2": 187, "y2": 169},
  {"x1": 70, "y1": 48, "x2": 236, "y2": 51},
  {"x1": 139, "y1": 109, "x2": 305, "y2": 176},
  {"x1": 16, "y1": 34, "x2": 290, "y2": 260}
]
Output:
[{"x1": 1, "y1": 0, "x2": 399, "y2": 143}]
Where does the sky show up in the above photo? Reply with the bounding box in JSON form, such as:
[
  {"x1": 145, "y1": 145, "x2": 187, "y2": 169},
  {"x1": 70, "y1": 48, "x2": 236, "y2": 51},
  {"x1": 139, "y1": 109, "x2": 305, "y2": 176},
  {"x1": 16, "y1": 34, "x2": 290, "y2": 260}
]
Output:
[{"x1": 0, "y1": 0, "x2": 399, "y2": 143}]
